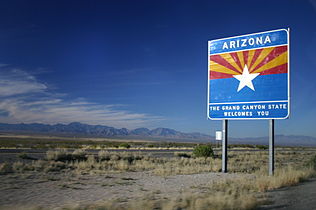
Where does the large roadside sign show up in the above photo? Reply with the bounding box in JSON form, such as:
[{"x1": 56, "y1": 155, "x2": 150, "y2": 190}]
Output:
[{"x1": 208, "y1": 29, "x2": 289, "y2": 119}]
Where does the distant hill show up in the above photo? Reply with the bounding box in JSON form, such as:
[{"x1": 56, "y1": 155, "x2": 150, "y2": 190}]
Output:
[
  {"x1": 231, "y1": 135, "x2": 316, "y2": 147},
  {"x1": 0, "y1": 122, "x2": 212, "y2": 141},
  {"x1": 0, "y1": 122, "x2": 316, "y2": 146}
]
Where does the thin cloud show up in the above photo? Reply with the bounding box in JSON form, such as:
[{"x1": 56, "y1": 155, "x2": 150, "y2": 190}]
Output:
[
  {"x1": 0, "y1": 68, "x2": 164, "y2": 128},
  {"x1": 0, "y1": 69, "x2": 47, "y2": 97}
]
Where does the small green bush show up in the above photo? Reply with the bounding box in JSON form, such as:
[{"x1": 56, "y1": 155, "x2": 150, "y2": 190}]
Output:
[
  {"x1": 256, "y1": 145, "x2": 268, "y2": 150},
  {"x1": 193, "y1": 145, "x2": 214, "y2": 158},
  {"x1": 119, "y1": 143, "x2": 131, "y2": 149}
]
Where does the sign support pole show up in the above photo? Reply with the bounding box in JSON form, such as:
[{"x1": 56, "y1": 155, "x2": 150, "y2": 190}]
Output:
[
  {"x1": 222, "y1": 119, "x2": 228, "y2": 173},
  {"x1": 269, "y1": 119, "x2": 275, "y2": 176}
]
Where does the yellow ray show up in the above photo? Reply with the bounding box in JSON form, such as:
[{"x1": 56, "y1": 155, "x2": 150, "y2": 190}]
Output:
[
  {"x1": 219, "y1": 53, "x2": 242, "y2": 73},
  {"x1": 247, "y1": 50, "x2": 256, "y2": 68},
  {"x1": 252, "y1": 51, "x2": 288, "y2": 73},
  {"x1": 237, "y1": 51, "x2": 245, "y2": 69},
  {"x1": 210, "y1": 61, "x2": 240, "y2": 75},
  {"x1": 250, "y1": 47, "x2": 275, "y2": 71}
]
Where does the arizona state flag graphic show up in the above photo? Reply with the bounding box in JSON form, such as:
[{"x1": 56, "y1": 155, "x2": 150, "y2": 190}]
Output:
[{"x1": 208, "y1": 29, "x2": 289, "y2": 119}]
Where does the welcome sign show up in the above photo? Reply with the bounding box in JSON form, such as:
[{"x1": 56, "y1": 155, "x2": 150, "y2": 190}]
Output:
[{"x1": 208, "y1": 29, "x2": 289, "y2": 119}]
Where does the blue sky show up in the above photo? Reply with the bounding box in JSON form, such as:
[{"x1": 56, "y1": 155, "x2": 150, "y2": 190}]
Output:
[{"x1": 0, "y1": 0, "x2": 316, "y2": 138}]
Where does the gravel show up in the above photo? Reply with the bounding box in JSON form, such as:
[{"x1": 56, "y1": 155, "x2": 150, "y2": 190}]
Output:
[{"x1": 0, "y1": 171, "x2": 246, "y2": 209}]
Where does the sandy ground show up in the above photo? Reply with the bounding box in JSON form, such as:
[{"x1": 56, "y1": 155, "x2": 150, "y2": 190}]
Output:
[{"x1": 0, "y1": 171, "x2": 244, "y2": 209}]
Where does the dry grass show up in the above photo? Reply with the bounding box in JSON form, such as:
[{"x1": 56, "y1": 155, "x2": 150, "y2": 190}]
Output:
[
  {"x1": 2, "y1": 150, "x2": 223, "y2": 175},
  {"x1": 152, "y1": 157, "x2": 222, "y2": 176},
  {"x1": 3, "y1": 149, "x2": 315, "y2": 176},
  {"x1": 71, "y1": 192, "x2": 259, "y2": 210},
  {"x1": 255, "y1": 166, "x2": 316, "y2": 192},
  {"x1": 227, "y1": 150, "x2": 316, "y2": 173}
]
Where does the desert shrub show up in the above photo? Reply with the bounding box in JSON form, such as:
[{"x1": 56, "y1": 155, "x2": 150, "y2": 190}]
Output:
[
  {"x1": 12, "y1": 161, "x2": 34, "y2": 172},
  {"x1": 119, "y1": 143, "x2": 131, "y2": 149},
  {"x1": 122, "y1": 153, "x2": 143, "y2": 164},
  {"x1": 98, "y1": 150, "x2": 111, "y2": 161},
  {"x1": 98, "y1": 152, "x2": 144, "y2": 163},
  {"x1": 174, "y1": 152, "x2": 191, "y2": 158},
  {"x1": 12, "y1": 161, "x2": 25, "y2": 172},
  {"x1": 17, "y1": 153, "x2": 37, "y2": 160},
  {"x1": 17, "y1": 153, "x2": 29, "y2": 159},
  {"x1": 123, "y1": 155, "x2": 134, "y2": 164},
  {"x1": 72, "y1": 149, "x2": 87, "y2": 161},
  {"x1": 237, "y1": 144, "x2": 255, "y2": 148},
  {"x1": 46, "y1": 149, "x2": 71, "y2": 161},
  {"x1": 44, "y1": 161, "x2": 68, "y2": 172},
  {"x1": 193, "y1": 145, "x2": 214, "y2": 158},
  {"x1": 110, "y1": 154, "x2": 121, "y2": 161},
  {"x1": 0, "y1": 163, "x2": 13, "y2": 174},
  {"x1": 256, "y1": 145, "x2": 268, "y2": 150},
  {"x1": 31, "y1": 160, "x2": 48, "y2": 171},
  {"x1": 305, "y1": 154, "x2": 316, "y2": 170},
  {"x1": 46, "y1": 149, "x2": 87, "y2": 162},
  {"x1": 312, "y1": 155, "x2": 316, "y2": 170},
  {"x1": 10, "y1": 160, "x2": 69, "y2": 173}
]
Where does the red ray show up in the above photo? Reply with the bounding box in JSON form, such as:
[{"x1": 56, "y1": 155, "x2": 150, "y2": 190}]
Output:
[
  {"x1": 210, "y1": 54, "x2": 241, "y2": 74},
  {"x1": 243, "y1": 51, "x2": 249, "y2": 67},
  {"x1": 229, "y1": 52, "x2": 243, "y2": 71},
  {"x1": 210, "y1": 71, "x2": 234, "y2": 80},
  {"x1": 259, "y1": 63, "x2": 288, "y2": 76},
  {"x1": 249, "y1": 48, "x2": 263, "y2": 70},
  {"x1": 251, "y1": 46, "x2": 288, "y2": 73}
]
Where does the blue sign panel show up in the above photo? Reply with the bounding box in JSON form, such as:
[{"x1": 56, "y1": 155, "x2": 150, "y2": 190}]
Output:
[{"x1": 208, "y1": 29, "x2": 289, "y2": 119}]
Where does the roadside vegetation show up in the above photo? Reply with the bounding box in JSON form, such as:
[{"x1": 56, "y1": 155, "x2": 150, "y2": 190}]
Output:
[
  {"x1": 192, "y1": 144, "x2": 215, "y2": 158},
  {"x1": 1, "y1": 148, "x2": 314, "y2": 176},
  {"x1": 0, "y1": 136, "x2": 198, "y2": 149},
  {"x1": 75, "y1": 165, "x2": 315, "y2": 210},
  {"x1": 64, "y1": 152, "x2": 316, "y2": 210},
  {"x1": 0, "y1": 141, "x2": 316, "y2": 209}
]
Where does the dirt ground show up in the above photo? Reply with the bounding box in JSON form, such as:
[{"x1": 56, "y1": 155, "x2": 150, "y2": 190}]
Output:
[
  {"x1": 0, "y1": 171, "x2": 245, "y2": 209},
  {"x1": 258, "y1": 178, "x2": 316, "y2": 210}
]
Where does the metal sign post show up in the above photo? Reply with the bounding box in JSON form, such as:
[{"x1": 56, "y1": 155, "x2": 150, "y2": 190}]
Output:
[
  {"x1": 269, "y1": 119, "x2": 275, "y2": 176},
  {"x1": 222, "y1": 120, "x2": 228, "y2": 173}
]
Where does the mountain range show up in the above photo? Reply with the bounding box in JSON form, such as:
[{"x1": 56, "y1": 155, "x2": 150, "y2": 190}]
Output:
[
  {"x1": 0, "y1": 122, "x2": 211, "y2": 141},
  {"x1": 0, "y1": 122, "x2": 316, "y2": 146}
]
